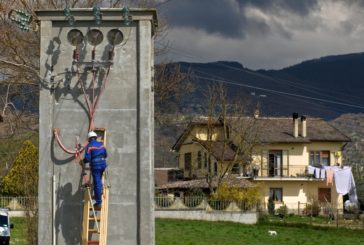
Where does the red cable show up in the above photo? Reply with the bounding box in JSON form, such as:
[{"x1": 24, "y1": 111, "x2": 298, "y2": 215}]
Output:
[
  {"x1": 54, "y1": 47, "x2": 112, "y2": 156},
  {"x1": 53, "y1": 128, "x2": 82, "y2": 155}
]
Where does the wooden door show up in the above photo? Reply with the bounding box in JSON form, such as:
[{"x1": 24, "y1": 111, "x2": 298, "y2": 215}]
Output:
[{"x1": 318, "y1": 188, "x2": 331, "y2": 203}]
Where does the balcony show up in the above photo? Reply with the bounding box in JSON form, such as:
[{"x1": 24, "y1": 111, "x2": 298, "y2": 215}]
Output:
[{"x1": 254, "y1": 165, "x2": 324, "y2": 181}]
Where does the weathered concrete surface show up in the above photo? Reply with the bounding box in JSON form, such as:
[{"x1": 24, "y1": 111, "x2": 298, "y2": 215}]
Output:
[
  {"x1": 155, "y1": 210, "x2": 258, "y2": 224},
  {"x1": 36, "y1": 9, "x2": 157, "y2": 245}
]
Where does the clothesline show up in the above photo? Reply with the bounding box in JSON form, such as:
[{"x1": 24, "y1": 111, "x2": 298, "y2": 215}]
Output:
[{"x1": 308, "y1": 165, "x2": 358, "y2": 206}]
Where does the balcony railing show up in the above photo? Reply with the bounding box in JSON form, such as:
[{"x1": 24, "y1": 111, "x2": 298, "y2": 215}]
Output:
[{"x1": 258, "y1": 165, "x2": 319, "y2": 178}]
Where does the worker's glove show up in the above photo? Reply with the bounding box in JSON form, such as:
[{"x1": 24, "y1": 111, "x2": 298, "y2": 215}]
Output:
[{"x1": 79, "y1": 159, "x2": 84, "y2": 167}]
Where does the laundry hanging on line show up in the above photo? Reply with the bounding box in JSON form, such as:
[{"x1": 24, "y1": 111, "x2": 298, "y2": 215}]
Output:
[
  {"x1": 308, "y1": 165, "x2": 326, "y2": 179},
  {"x1": 324, "y1": 166, "x2": 358, "y2": 205}
]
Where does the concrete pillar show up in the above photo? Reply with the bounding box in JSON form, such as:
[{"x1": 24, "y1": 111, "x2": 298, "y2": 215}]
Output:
[{"x1": 36, "y1": 9, "x2": 157, "y2": 245}]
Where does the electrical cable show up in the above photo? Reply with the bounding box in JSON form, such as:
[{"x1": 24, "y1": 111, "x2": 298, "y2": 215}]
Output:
[
  {"x1": 53, "y1": 45, "x2": 112, "y2": 158},
  {"x1": 159, "y1": 42, "x2": 364, "y2": 104},
  {"x1": 193, "y1": 73, "x2": 364, "y2": 110}
]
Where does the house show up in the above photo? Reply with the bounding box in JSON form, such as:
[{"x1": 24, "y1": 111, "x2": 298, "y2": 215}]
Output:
[
  {"x1": 171, "y1": 114, "x2": 351, "y2": 212},
  {"x1": 155, "y1": 168, "x2": 183, "y2": 187},
  {"x1": 156, "y1": 175, "x2": 254, "y2": 197}
]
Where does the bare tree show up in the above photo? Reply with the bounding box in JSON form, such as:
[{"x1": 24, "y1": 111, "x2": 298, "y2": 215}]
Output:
[
  {"x1": 0, "y1": 0, "x2": 191, "y2": 132},
  {"x1": 200, "y1": 84, "x2": 261, "y2": 194}
]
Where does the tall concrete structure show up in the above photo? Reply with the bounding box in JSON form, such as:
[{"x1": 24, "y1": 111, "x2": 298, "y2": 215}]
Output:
[{"x1": 36, "y1": 9, "x2": 157, "y2": 245}]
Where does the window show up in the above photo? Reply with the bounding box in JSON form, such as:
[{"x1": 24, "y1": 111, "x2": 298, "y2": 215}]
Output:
[
  {"x1": 204, "y1": 153, "x2": 208, "y2": 168},
  {"x1": 0, "y1": 215, "x2": 7, "y2": 227},
  {"x1": 310, "y1": 151, "x2": 330, "y2": 166},
  {"x1": 184, "y1": 153, "x2": 191, "y2": 177},
  {"x1": 268, "y1": 151, "x2": 282, "y2": 177},
  {"x1": 231, "y1": 163, "x2": 240, "y2": 174},
  {"x1": 197, "y1": 151, "x2": 202, "y2": 169},
  {"x1": 270, "y1": 188, "x2": 283, "y2": 202}
]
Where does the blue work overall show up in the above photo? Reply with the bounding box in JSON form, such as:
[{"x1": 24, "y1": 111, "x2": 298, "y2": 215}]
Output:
[{"x1": 84, "y1": 138, "x2": 107, "y2": 205}]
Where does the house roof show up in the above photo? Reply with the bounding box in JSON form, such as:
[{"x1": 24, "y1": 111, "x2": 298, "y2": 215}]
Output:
[
  {"x1": 172, "y1": 117, "x2": 350, "y2": 150},
  {"x1": 255, "y1": 117, "x2": 351, "y2": 143},
  {"x1": 156, "y1": 176, "x2": 254, "y2": 190}
]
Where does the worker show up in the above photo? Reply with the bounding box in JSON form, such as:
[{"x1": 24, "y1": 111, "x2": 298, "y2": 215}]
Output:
[{"x1": 83, "y1": 131, "x2": 107, "y2": 208}]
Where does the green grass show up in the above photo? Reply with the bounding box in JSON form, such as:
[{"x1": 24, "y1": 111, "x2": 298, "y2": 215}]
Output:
[
  {"x1": 8, "y1": 216, "x2": 364, "y2": 245},
  {"x1": 265, "y1": 214, "x2": 329, "y2": 224},
  {"x1": 156, "y1": 218, "x2": 364, "y2": 245},
  {"x1": 10, "y1": 217, "x2": 27, "y2": 245}
]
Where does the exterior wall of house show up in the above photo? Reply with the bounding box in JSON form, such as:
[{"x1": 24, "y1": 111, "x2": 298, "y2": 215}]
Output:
[
  {"x1": 155, "y1": 168, "x2": 183, "y2": 186},
  {"x1": 252, "y1": 142, "x2": 344, "y2": 177},
  {"x1": 178, "y1": 143, "x2": 233, "y2": 179},
  {"x1": 178, "y1": 143, "x2": 212, "y2": 178},
  {"x1": 251, "y1": 142, "x2": 344, "y2": 210},
  {"x1": 185, "y1": 125, "x2": 223, "y2": 142},
  {"x1": 258, "y1": 180, "x2": 343, "y2": 211}
]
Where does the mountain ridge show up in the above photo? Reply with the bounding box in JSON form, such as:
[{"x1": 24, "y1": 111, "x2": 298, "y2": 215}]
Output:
[{"x1": 175, "y1": 51, "x2": 364, "y2": 119}]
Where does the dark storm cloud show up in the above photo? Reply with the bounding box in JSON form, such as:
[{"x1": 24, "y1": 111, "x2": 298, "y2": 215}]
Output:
[
  {"x1": 160, "y1": 0, "x2": 319, "y2": 38},
  {"x1": 239, "y1": 0, "x2": 319, "y2": 16},
  {"x1": 160, "y1": 0, "x2": 249, "y2": 38}
]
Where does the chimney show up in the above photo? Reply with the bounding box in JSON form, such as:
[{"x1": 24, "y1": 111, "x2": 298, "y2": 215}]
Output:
[
  {"x1": 301, "y1": 116, "x2": 307, "y2": 137},
  {"x1": 254, "y1": 109, "x2": 260, "y2": 119},
  {"x1": 292, "y1": 112, "x2": 299, "y2": 138}
]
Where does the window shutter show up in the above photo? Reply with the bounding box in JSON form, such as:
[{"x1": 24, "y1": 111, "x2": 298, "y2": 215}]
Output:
[
  {"x1": 282, "y1": 150, "x2": 289, "y2": 176},
  {"x1": 262, "y1": 150, "x2": 268, "y2": 177}
]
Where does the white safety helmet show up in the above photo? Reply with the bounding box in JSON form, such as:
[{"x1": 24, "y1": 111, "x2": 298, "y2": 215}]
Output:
[{"x1": 88, "y1": 131, "x2": 97, "y2": 139}]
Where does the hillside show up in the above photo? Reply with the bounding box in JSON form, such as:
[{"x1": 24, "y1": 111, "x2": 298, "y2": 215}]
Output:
[
  {"x1": 331, "y1": 113, "x2": 364, "y2": 205},
  {"x1": 330, "y1": 113, "x2": 364, "y2": 175},
  {"x1": 173, "y1": 52, "x2": 364, "y2": 119}
]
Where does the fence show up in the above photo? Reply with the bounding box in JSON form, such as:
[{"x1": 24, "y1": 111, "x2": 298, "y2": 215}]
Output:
[
  {"x1": 0, "y1": 196, "x2": 37, "y2": 211},
  {"x1": 154, "y1": 196, "x2": 258, "y2": 224},
  {"x1": 154, "y1": 196, "x2": 258, "y2": 212},
  {"x1": 259, "y1": 201, "x2": 364, "y2": 229}
]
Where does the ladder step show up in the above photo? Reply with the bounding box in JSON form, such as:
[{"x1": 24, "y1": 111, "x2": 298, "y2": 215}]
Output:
[
  {"x1": 88, "y1": 240, "x2": 99, "y2": 244},
  {"x1": 88, "y1": 228, "x2": 99, "y2": 233},
  {"x1": 89, "y1": 217, "x2": 100, "y2": 221}
]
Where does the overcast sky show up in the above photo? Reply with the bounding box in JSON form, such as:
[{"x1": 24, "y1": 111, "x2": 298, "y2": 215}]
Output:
[{"x1": 155, "y1": 0, "x2": 364, "y2": 70}]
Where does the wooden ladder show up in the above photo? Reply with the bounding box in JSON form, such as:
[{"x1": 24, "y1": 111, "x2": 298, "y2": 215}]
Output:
[{"x1": 81, "y1": 180, "x2": 109, "y2": 245}]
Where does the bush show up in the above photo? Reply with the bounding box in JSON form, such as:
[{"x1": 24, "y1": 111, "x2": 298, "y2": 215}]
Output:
[
  {"x1": 268, "y1": 197, "x2": 275, "y2": 215},
  {"x1": 277, "y1": 205, "x2": 288, "y2": 218},
  {"x1": 303, "y1": 201, "x2": 321, "y2": 217},
  {"x1": 258, "y1": 213, "x2": 269, "y2": 223},
  {"x1": 211, "y1": 183, "x2": 261, "y2": 210}
]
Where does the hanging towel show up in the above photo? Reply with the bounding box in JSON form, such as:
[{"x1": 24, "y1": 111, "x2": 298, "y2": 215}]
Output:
[
  {"x1": 320, "y1": 168, "x2": 326, "y2": 179},
  {"x1": 314, "y1": 167, "x2": 321, "y2": 179},
  {"x1": 308, "y1": 166, "x2": 315, "y2": 175},
  {"x1": 326, "y1": 168, "x2": 334, "y2": 185},
  {"x1": 348, "y1": 173, "x2": 358, "y2": 203},
  {"x1": 334, "y1": 167, "x2": 352, "y2": 195}
]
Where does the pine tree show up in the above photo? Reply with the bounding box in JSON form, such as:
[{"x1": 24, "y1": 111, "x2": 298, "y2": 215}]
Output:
[{"x1": 1, "y1": 140, "x2": 38, "y2": 196}]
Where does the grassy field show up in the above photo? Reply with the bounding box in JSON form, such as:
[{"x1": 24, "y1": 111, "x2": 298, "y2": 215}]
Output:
[
  {"x1": 156, "y1": 218, "x2": 364, "y2": 245},
  {"x1": 10, "y1": 217, "x2": 27, "y2": 245},
  {"x1": 9, "y1": 217, "x2": 364, "y2": 244}
]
